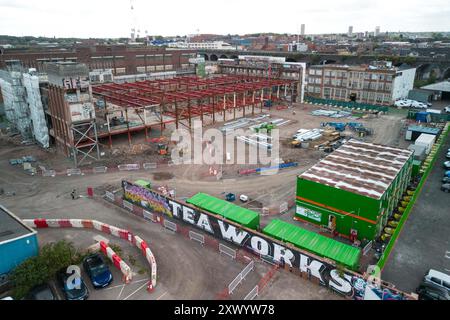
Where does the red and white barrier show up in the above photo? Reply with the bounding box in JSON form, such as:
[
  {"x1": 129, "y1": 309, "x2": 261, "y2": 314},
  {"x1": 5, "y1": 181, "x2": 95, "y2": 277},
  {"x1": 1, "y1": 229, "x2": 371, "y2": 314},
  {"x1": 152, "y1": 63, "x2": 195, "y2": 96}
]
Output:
[
  {"x1": 100, "y1": 241, "x2": 133, "y2": 283},
  {"x1": 23, "y1": 218, "x2": 157, "y2": 288},
  {"x1": 133, "y1": 235, "x2": 157, "y2": 289}
]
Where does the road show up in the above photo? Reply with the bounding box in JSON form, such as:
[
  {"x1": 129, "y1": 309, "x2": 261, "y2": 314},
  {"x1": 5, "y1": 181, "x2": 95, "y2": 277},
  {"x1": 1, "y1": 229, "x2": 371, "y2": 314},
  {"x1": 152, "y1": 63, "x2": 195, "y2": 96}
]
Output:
[{"x1": 382, "y1": 133, "x2": 450, "y2": 293}]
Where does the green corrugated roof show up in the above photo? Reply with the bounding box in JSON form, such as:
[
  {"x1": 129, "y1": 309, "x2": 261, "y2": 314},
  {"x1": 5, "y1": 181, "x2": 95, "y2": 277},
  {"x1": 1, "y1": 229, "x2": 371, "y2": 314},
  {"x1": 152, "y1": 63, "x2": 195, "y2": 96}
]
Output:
[
  {"x1": 263, "y1": 219, "x2": 360, "y2": 269},
  {"x1": 186, "y1": 193, "x2": 259, "y2": 228}
]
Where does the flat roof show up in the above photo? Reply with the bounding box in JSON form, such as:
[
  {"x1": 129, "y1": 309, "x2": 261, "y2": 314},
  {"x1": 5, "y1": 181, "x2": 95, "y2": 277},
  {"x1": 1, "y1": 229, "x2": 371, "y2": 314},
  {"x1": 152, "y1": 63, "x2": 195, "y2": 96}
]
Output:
[
  {"x1": 299, "y1": 139, "x2": 413, "y2": 200},
  {"x1": 407, "y1": 125, "x2": 441, "y2": 135},
  {"x1": 0, "y1": 205, "x2": 34, "y2": 244}
]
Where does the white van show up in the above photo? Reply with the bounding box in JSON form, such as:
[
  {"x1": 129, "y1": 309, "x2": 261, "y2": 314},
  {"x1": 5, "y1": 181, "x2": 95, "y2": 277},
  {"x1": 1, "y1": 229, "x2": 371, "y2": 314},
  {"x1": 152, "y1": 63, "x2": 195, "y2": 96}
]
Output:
[{"x1": 424, "y1": 269, "x2": 450, "y2": 292}]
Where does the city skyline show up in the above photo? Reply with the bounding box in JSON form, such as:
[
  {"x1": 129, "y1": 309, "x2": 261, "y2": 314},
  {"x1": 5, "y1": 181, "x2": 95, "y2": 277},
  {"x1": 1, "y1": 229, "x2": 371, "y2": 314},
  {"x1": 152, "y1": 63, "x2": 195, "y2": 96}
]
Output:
[{"x1": 0, "y1": 0, "x2": 449, "y2": 39}]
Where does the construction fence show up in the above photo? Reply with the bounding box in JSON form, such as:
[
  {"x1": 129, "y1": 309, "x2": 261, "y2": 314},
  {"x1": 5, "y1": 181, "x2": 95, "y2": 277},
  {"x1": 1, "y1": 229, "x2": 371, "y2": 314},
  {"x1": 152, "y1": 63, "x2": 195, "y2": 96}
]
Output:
[{"x1": 305, "y1": 96, "x2": 389, "y2": 113}]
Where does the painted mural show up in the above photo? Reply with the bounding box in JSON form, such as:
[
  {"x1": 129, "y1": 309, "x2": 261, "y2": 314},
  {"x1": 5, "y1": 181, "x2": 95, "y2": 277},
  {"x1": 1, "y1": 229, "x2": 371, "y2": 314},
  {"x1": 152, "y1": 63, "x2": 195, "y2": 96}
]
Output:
[
  {"x1": 122, "y1": 180, "x2": 410, "y2": 300},
  {"x1": 122, "y1": 181, "x2": 173, "y2": 217}
]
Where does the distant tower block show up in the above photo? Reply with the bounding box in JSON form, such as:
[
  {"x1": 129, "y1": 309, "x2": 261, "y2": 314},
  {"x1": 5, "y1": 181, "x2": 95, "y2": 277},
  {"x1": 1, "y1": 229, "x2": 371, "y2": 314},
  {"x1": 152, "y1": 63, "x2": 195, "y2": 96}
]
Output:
[
  {"x1": 375, "y1": 26, "x2": 380, "y2": 37},
  {"x1": 348, "y1": 26, "x2": 353, "y2": 37},
  {"x1": 301, "y1": 24, "x2": 305, "y2": 36}
]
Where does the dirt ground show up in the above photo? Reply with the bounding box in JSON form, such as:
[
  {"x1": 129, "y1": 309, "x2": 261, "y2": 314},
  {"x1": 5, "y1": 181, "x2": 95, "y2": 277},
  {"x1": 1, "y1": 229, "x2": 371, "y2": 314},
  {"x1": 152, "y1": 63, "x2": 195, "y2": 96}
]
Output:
[{"x1": 0, "y1": 102, "x2": 409, "y2": 300}]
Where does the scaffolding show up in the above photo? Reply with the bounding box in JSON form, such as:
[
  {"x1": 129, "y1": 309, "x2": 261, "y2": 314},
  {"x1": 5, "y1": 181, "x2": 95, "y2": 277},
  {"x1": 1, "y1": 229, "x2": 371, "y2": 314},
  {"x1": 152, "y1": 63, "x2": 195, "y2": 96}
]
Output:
[{"x1": 0, "y1": 64, "x2": 32, "y2": 140}]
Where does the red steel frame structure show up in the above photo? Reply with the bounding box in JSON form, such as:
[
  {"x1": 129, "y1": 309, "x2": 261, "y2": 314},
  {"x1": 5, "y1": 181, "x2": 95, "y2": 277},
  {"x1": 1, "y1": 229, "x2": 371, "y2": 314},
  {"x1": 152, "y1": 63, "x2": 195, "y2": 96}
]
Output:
[{"x1": 92, "y1": 75, "x2": 298, "y2": 148}]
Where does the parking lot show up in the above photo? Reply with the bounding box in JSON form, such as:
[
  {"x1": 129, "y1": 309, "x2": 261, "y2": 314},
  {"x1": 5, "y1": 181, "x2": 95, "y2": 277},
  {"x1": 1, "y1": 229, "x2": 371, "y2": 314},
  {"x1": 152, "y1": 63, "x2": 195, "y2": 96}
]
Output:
[{"x1": 382, "y1": 134, "x2": 450, "y2": 294}]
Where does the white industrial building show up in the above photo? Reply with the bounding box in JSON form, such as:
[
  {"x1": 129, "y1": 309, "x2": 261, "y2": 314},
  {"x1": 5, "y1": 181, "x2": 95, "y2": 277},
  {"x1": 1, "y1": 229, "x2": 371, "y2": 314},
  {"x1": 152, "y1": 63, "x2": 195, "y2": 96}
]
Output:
[{"x1": 168, "y1": 41, "x2": 235, "y2": 50}]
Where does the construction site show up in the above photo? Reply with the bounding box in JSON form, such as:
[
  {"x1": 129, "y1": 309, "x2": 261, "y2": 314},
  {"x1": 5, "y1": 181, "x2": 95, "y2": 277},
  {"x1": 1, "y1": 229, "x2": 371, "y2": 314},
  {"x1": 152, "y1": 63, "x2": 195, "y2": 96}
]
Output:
[{"x1": 1, "y1": 50, "x2": 449, "y2": 302}]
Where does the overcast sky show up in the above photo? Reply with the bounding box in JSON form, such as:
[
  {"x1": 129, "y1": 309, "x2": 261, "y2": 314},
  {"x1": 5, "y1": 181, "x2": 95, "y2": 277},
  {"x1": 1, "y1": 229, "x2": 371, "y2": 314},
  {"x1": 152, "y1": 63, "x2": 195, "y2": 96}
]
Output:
[{"x1": 1, "y1": 0, "x2": 449, "y2": 38}]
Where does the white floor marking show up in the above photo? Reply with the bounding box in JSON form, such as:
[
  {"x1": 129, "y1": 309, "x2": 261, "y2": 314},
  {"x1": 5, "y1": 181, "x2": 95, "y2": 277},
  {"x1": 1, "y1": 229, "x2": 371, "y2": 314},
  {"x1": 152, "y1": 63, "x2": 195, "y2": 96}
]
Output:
[
  {"x1": 157, "y1": 292, "x2": 168, "y2": 300},
  {"x1": 122, "y1": 282, "x2": 149, "y2": 300}
]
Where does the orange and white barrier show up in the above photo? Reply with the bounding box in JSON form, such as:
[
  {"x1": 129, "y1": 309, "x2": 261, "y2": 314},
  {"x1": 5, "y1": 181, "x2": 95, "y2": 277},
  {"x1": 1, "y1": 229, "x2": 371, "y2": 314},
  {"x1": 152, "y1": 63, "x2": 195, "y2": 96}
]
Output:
[
  {"x1": 100, "y1": 241, "x2": 133, "y2": 283},
  {"x1": 23, "y1": 218, "x2": 157, "y2": 288}
]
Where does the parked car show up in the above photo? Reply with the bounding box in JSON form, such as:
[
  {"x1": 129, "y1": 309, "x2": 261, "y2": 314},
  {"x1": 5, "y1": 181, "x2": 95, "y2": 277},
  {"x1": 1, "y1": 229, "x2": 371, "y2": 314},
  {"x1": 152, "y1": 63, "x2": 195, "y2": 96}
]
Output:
[
  {"x1": 0, "y1": 297, "x2": 13, "y2": 300},
  {"x1": 411, "y1": 101, "x2": 428, "y2": 109},
  {"x1": 446, "y1": 152, "x2": 450, "y2": 159},
  {"x1": 442, "y1": 183, "x2": 450, "y2": 193},
  {"x1": 83, "y1": 254, "x2": 113, "y2": 289},
  {"x1": 442, "y1": 177, "x2": 450, "y2": 183},
  {"x1": 57, "y1": 268, "x2": 89, "y2": 300},
  {"x1": 445, "y1": 170, "x2": 450, "y2": 178},
  {"x1": 444, "y1": 161, "x2": 450, "y2": 169},
  {"x1": 394, "y1": 100, "x2": 411, "y2": 108},
  {"x1": 416, "y1": 282, "x2": 449, "y2": 300},
  {"x1": 239, "y1": 194, "x2": 249, "y2": 202},
  {"x1": 25, "y1": 283, "x2": 57, "y2": 300},
  {"x1": 444, "y1": 106, "x2": 450, "y2": 113},
  {"x1": 423, "y1": 269, "x2": 450, "y2": 293}
]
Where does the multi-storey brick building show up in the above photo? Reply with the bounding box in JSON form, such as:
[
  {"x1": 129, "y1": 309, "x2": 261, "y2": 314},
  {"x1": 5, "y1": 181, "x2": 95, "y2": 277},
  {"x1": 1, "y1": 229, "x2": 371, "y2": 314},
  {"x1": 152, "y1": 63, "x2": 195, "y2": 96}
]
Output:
[
  {"x1": 0, "y1": 45, "x2": 197, "y2": 76},
  {"x1": 306, "y1": 62, "x2": 416, "y2": 106}
]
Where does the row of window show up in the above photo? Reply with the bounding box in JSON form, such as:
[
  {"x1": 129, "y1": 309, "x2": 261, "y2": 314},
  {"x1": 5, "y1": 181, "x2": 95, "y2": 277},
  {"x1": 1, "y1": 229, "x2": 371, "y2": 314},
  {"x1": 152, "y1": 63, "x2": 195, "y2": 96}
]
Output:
[
  {"x1": 136, "y1": 65, "x2": 173, "y2": 73},
  {"x1": 310, "y1": 86, "x2": 392, "y2": 103},
  {"x1": 307, "y1": 78, "x2": 392, "y2": 91},
  {"x1": 309, "y1": 68, "x2": 393, "y2": 82}
]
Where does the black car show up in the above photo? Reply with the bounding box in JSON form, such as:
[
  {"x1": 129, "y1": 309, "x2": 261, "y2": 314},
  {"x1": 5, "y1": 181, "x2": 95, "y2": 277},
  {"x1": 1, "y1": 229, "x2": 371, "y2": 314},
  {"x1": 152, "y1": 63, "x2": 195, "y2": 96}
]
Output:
[
  {"x1": 25, "y1": 283, "x2": 57, "y2": 300},
  {"x1": 442, "y1": 183, "x2": 450, "y2": 193},
  {"x1": 417, "y1": 282, "x2": 450, "y2": 300},
  {"x1": 443, "y1": 177, "x2": 450, "y2": 184},
  {"x1": 83, "y1": 254, "x2": 113, "y2": 289},
  {"x1": 56, "y1": 268, "x2": 89, "y2": 300}
]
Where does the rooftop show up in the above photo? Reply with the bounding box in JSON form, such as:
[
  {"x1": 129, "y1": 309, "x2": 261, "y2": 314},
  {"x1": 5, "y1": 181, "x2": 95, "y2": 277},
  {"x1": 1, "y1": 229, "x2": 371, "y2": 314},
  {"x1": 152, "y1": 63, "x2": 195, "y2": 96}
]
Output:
[
  {"x1": 421, "y1": 81, "x2": 450, "y2": 93},
  {"x1": 299, "y1": 139, "x2": 413, "y2": 200},
  {"x1": 0, "y1": 205, "x2": 35, "y2": 244}
]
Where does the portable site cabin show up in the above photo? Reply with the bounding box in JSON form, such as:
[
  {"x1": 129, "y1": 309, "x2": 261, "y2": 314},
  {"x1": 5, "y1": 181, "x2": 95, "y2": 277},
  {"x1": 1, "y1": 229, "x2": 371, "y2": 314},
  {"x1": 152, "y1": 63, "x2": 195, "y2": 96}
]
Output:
[
  {"x1": 405, "y1": 125, "x2": 440, "y2": 142},
  {"x1": 134, "y1": 180, "x2": 151, "y2": 190},
  {"x1": 186, "y1": 193, "x2": 260, "y2": 230},
  {"x1": 296, "y1": 139, "x2": 414, "y2": 241},
  {"x1": 263, "y1": 219, "x2": 361, "y2": 270},
  {"x1": 414, "y1": 133, "x2": 436, "y2": 155},
  {"x1": 0, "y1": 205, "x2": 39, "y2": 278}
]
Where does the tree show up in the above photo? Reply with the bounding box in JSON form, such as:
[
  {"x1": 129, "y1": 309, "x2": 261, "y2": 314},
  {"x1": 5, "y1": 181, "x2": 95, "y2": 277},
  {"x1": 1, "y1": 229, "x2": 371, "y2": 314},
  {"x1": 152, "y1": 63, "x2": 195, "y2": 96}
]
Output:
[{"x1": 9, "y1": 240, "x2": 85, "y2": 299}]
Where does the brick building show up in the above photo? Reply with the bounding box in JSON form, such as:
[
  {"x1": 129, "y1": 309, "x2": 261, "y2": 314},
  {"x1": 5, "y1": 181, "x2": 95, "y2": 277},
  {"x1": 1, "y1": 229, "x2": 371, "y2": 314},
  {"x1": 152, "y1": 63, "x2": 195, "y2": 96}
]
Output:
[
  {"x1": 0, "y1": 45, "x2": 197, "y2": 76},
  {"x1": 306, "y1": 62, "x2": 416, "y2": 105}
]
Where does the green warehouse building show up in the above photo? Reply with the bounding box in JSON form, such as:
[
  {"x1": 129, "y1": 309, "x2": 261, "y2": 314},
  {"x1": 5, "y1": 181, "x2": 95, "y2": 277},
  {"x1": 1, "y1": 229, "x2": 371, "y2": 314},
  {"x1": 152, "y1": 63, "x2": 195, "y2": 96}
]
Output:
[{"x1": 296, "y1": 139, "x2": 414, "y2": 242}]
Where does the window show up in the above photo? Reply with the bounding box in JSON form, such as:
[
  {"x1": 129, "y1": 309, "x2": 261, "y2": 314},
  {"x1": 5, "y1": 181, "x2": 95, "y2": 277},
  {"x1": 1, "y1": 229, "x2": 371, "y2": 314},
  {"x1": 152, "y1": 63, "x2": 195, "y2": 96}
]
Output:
[
  {"x1": 309, "y1": 69, "x2": 316, "y2": 75},
  {"x1": 378, "y1": 83, "x2": 384, "y2": 91},
  {"x1": 115, "y1": 68, "x2": 126, "y2": 74},
  {"x1": 386, "y1": 75, "x2": 393, "y2": 81},
  {"x1": 314, "y1": 87, "x2": 321, "y2": 93},
  {"x1": 431, "y1": 277, "x2": 442, "y2": 285},
  {"x1": 443, "y1": 281, "x2": 450, "y2": 290},
  {"x1": 147, "y1": 66, "x2": 155, "y2": 72},
  {"x1": 136, "y1": 66, "x2": 146, "y2": 73},
  {"x1": 316, "y1": 69, "x2": 323, "y2": 76}
]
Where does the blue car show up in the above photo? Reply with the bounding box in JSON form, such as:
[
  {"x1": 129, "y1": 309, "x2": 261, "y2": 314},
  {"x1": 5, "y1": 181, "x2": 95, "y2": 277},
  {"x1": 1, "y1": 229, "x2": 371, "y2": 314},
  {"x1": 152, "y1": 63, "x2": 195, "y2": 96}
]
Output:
[
  {"x1": 83, "y1": 254, "x2": 113, "y2": 289},
  {"x1": 57, "y1": 268, "x2": 89, "y2": 300},
  {"x1": 445, "y1": 170, "x2": 450, "y2": 178}
]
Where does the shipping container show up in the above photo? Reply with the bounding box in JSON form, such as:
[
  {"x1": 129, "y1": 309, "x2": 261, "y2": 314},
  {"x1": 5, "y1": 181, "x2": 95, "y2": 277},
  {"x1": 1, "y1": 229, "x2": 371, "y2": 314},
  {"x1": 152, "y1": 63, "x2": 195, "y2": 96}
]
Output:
[
  {"x1": 186, "y1": 193, "x2": 260, "y2": 230},
  {"x1": 263, "y1": 219, "x2": 361, "y2": 270}
]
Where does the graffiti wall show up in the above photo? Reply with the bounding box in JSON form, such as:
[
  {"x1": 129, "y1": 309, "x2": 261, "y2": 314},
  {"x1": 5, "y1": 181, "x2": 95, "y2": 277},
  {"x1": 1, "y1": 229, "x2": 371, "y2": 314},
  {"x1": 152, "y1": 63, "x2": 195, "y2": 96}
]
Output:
[{"x1": 122, "y1": 181, "x2": 410, "y2": 300}]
